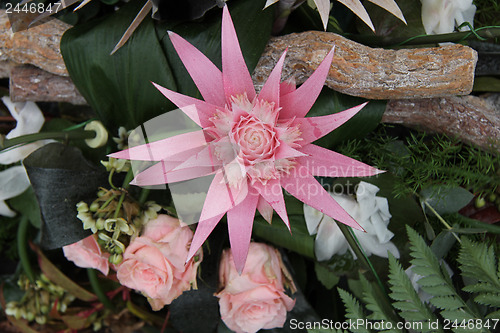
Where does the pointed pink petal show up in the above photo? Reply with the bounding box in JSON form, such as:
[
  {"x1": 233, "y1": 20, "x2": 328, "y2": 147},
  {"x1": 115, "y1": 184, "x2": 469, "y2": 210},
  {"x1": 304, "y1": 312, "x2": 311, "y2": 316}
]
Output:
[
  {"x1": 168, "y1": 31, "x2": 225, "y2": 107},
  {"x1": 280, "y1": 167, "x2": 364, "y2": 231},
  {"x1": 227, "y1": 190, "x2": 259, "y2": 273},
  {"x1": 274, "y1": 141, "x2": 307, "y2": 160},
  {"x1": 280, "y1": 77, "x2": 296, "y2": 96},
  {"x1": 221, "y1": 6, "x2": 256, "y2": 102},
  {"x1": 298, "y1": 144, "x2": 383, "y2": 177},
  {"x1": 199, "y1": 170, "x2": 248, "y2": 222},
  {"x1": 131, "y1": 163, "x2": 216, "y2": 186},
  {"x1": 257, "y1": 195, "x2": 273, "y2": 224},
  {"x1": 173, "y1": 144, "x2": 222, "y2": 171},
  {"x1": 186, "y1": 212, "x2": 225, "y2": 262},
  {"x1": 152, "y1": 82, "x2": 217, "y2": 127},
  {"x1": 108, "y1": 130, "x2": 209, "y2": 161},
  {"x1": 252, "y1": 179, "x2": 290, "y2": 231},
  {"x1": 258, "y1": 50, "x2": 287, "y2": 105},
  {"x1": 279, "y1": 47, "x2": 335, "y2": 119},
  {"x1": 292, "y1": 102, "x2": 367, "y2": 145}
]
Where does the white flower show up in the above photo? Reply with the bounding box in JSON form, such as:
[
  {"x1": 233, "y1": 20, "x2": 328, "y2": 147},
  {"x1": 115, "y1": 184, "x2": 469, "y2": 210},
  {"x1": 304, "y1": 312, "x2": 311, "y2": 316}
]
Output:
[
  {"x1": 0, "y1": 166, "x2": 31, "y2": 217},
  {"x1": 0, "y1": 97, "x2": 47, "y2": 217},
  {"x1": 304, "y1": 181, "x2": 400, "y2": 261},
  {"x1": 421, "y1": 0, "x2": 476, "y2": 35}
]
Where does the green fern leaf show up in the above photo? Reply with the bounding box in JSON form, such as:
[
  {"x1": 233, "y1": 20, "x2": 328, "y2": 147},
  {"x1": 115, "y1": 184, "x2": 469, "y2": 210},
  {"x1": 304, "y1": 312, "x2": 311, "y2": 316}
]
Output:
[
  {"x1": 474, "y1": 293, "x2": 500, "y2": 307},
  {"x1": 430, "y1": 296, "x2": 465, "y2": 310},
  {"x1": 458, "y1": 238, "x2": 500, "y2": 288},
  {"x1": 387, "y1": 253, "x2": 438, "y2": 330},
  {"x1": 359, "y1": 275, "x2": 402, "y2": 333},
  {"x1": 406, "y1": 226, "x2": 479, "y2": 323},
  {"x1": 338, "y1": 288, "x2": 371, "y2": 333}
]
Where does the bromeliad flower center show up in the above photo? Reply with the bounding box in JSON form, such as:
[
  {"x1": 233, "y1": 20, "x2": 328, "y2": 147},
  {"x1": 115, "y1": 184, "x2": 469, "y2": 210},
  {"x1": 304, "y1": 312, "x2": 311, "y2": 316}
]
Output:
[{"x1": 210, "y1": 94, "x2": 303, "y2": 186}]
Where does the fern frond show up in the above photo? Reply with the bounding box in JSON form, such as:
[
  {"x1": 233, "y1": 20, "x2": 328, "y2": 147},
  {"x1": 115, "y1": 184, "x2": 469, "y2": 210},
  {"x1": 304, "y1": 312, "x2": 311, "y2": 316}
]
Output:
[
  {"x1": 387, "y1": 253, "x2": 439, "y2": 331},
  {"x1": 406, "y1": 226, "x2": 479, "y2": 324},
  {"x1": 458, "y1": 237, "x2": 500, "y2": 312},
  {"x1": 359, "y1": 275, "x2": 402, "y2": 333},
  {"x1": 338, "y1": 288, "x2": 371, "y2": 333},
  {"x1": 458, "y1": 238, "x2": 500, "y2": 289}
]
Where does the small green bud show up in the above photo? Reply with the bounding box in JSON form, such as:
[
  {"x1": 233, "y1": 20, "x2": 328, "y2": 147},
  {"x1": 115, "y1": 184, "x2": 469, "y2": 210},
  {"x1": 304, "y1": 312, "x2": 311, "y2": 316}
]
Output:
[
  {"x1": 475, "y1": 196, "x2": 486, "y2": 208},
  {"x1": 488, "y1": 193, "x2": 497, "y2": 202},
  {"x1": 96, "y1": 217, "x2": 105, "y2": 230},
  {"x1": 90, "y1": 201, "x2": 100, "y2": 212},
  {"x1": 35, "y1": 315, "x2": 47, "y2": 325},
  {"x1": 26, "y1": 311, "x2": 35, "y2": 322},
  {"x1": 97, "y1": 189, "x2": 107, "y2": 197},
  {"x1": 76, "y1": 202, "x2": 89, "y2": 212},
  {"x1": 109, "y1": 253, "x2": 123, "y2": 265}
]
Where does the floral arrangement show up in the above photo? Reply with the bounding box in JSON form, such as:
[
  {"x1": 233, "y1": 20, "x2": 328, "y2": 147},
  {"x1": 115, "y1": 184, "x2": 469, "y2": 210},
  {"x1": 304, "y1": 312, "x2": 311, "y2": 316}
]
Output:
[{"x1": 1, "y1": 0, "x2": 500, "y2": 333}]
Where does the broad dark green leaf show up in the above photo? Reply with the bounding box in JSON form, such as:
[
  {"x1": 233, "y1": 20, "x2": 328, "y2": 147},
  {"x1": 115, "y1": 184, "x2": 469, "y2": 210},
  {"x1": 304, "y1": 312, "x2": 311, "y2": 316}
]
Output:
[
  {"x1": 314, "y1": 261, "x2": 340, "y2": 289},
  {"x1": 61, "y1": 0, "x2": 273, "y2": 133},
  {"x1": 9, "y1": 187, "x2": 41, "y2": 228},
  {"x1": 420, "y1": 185, "x2": 474, "y2": 216},
  {"x1": 307, "y1": 87, "x2": 386, "y2": 148},
  {"x1": 61, "y1": 0, "x2": 176, "y2": 132},
  {"x1": 253, "y1": 215, "x2": 315, "y2": 259}
]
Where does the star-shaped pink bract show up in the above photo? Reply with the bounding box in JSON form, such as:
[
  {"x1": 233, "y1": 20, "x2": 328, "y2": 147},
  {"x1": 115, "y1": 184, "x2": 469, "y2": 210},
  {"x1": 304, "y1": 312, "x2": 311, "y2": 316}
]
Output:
[{"x1": 110, "y1": 6, "x2": 382, "y2": 273}]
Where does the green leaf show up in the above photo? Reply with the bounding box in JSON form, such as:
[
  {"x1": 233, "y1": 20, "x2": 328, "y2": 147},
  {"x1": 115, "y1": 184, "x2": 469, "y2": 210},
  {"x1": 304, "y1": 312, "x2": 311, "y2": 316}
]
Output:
[
  {"x1": 9, "y1": 187, "x2": 41, "y2": 228},
  {"x1": 307, "y1": 88, "x2": 386, "y2": 148},
  {"x1": 420, "y1": 185, "x2": 474, "y2": 215},
  {"x1": 253, "y1": 215, "x2": 314, "y2": 259},
  {"x1": 314, "y1": 262, "x2": 340, "y2": 290},
  {"x1": 387, "y1": 253, "x2": 437, "y2": 327},
  {"x1": 61, "y1": 0, "x2": 176, "y2": 132},
  {"x1": 337, "y1": 288, "x2": 370, "y2": 333},
  {"x1": 458, "y1": 237, "x2": 500, "y2": 289},
  {"x1": 473, "y1": 77, "x2": 500, "y2": 92}
]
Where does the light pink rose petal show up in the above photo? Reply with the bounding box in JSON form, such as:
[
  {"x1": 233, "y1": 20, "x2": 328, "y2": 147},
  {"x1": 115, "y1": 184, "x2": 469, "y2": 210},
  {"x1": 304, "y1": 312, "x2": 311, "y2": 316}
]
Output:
[
  {"x1": 257, "y1": 50, "x2": 287, "y2": 106},
  {"x1": 279, "y1": 47, "x2": 335, "y2": 119},
  {"x1": 227, "y1": 190, "x2": 259, "y2": 274},
  {"x1": 63, "y1": 235, "x2": 109, "y2": 276},
  {"x1": 290, "y1": 102, "x2": 367, "y2": 145},
  {"x1": 221, "y1": 5, "x2": 256, "y2": 102},
  {"x1": 108, "y1": 130, "x2": 208, "y2": 161},
  {"x1": 152, "y1": 82, "x2": 217, "y2": 127},
  {"x1": 168, "y1": 31, "x2": 225, "y2": 107},
  {"x1": 298, "y1": 144, "x2": 383, "y2": 177},
  {"x1": 280, "y1": 167, "x2": 363, "y2": 231},
  {"x1": 252, "y1": 179, "x2": 290, "y2": 231}
]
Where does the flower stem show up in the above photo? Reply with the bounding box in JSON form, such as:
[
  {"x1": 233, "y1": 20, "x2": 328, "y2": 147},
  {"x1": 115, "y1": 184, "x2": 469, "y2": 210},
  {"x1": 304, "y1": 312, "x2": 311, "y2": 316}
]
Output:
[
  {"x1": 17, "y1": 216, "x2": 35, "y2": 283},
  {"x1": 138, "y1": 189, "x2": 150, "y2": 205},
  {"x1": 86, "y1": 269, "x2": 115, "y2": 310},
  {"x1": 423, "y1": 201, "x2": 461, "y2": 243},
  {"x1": 1, "y1": 130, "x2": 96, "y2": 151},
  {"x1": 336, "y1": 222, "x2": 398, "y2": 321}
]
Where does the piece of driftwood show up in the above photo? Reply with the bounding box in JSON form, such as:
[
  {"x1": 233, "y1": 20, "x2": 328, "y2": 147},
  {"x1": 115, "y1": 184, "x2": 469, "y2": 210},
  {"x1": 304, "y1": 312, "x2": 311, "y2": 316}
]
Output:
[
  {"x1": 9, "y1": 65, "x2": 86, "y2": 104},
  {"x1": 383, "y1": 96, "x2": 500, "y2": 150},
  {"x1": 252, "y1": 32, "x2": 478, "y2": 99},
  {"x1": 0, "y1": 10, "x2": 70, "y2": 76},
  {"x1": 0, "y1": 10, "x2": 478, "y2": 99}
]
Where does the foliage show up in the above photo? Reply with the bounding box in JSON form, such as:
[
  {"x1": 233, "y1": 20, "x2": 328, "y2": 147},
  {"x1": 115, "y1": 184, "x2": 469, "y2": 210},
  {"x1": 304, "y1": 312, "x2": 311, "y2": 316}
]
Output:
[
  {"x1": 337, "y1": 126, "x2": 500, "y2": 198},
  {"x1": 338, "y1": 227, "x2": 500, "y2": 333}
]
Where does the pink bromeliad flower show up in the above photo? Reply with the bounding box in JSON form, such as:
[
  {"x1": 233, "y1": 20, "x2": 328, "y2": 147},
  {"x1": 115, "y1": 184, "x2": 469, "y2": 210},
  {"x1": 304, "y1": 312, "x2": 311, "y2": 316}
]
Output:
[{"x1": 110, "y1": 6, "x2": 382, "y2": 273}]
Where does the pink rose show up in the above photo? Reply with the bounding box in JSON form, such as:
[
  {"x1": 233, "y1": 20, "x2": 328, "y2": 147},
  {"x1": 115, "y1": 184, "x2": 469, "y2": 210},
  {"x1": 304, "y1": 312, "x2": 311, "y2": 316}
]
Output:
[
  {"x1": 216, "y1": 243, "x2": 296, "y2": 333},
  {"x1": 116, "y1": 214, "x2": 202, "y2": 310},
  {"x1": 63, "y1": 234, "x2": 110, "y2": 276}
]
